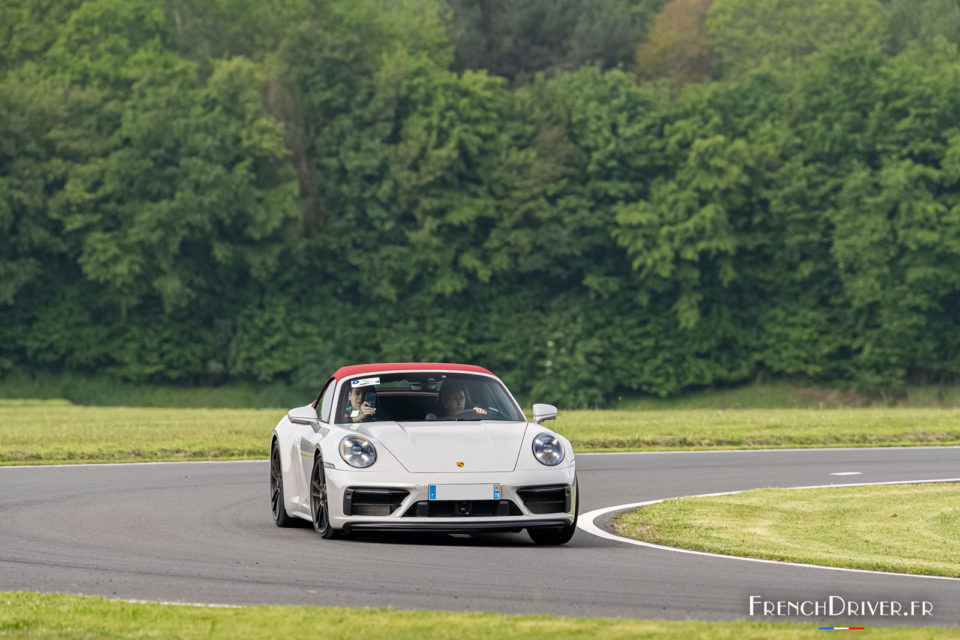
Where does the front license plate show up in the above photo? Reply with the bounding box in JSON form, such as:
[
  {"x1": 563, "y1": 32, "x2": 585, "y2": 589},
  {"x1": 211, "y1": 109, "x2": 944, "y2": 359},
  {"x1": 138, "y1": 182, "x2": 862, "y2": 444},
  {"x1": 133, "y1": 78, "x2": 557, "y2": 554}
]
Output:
[{"x1": 429, "y1": 484, "x2": 501, "y2": 501}]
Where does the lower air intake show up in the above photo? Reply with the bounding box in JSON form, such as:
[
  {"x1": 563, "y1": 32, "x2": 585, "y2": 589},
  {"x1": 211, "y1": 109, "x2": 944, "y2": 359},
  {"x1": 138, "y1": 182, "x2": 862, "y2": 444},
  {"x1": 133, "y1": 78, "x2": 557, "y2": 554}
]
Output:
[
  {"x1": 517, "y1": 485, "x2": 569, "y2": 514},
  {"x1": 402, "y1": 500, "x2": 522, "y2": 517},
  {"x1": 343, "y1": 487, "x2": 409, "y2": 516}
]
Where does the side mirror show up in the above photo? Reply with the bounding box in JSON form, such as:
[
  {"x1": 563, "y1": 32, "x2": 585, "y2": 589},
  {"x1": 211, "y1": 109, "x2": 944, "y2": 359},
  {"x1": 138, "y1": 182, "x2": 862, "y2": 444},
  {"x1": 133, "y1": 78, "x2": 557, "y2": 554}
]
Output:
[
  {"x1": 288, "y1": 405, "x2": 319, "y2": 426},
  {"x1": 532, "y1": 403, "x2": 557, "y2": 425}
]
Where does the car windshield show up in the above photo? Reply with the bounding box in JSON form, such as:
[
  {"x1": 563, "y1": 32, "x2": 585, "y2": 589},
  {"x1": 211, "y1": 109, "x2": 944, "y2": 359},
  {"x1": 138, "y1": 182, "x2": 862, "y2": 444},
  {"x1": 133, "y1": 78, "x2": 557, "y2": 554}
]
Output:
[{"x1": 335, "y1": 372, "x2": 524, "y2": 424}]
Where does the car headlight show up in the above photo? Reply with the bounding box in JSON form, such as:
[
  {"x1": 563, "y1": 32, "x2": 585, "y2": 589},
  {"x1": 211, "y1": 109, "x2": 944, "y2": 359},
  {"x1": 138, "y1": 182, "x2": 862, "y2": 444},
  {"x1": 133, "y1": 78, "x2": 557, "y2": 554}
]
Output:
[
  {"x1": 339, "y1": 435, "x2": 377, "y2": 468},
  {"x1": 532, "y1": 432, "x2": 564, "y2": 466}
]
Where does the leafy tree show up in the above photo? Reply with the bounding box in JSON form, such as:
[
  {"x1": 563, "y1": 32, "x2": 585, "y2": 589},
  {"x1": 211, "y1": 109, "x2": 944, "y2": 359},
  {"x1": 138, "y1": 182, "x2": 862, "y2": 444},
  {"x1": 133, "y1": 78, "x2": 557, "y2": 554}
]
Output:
[
  {"x1": 0, "y1": 76, "x2": 64, "y2": 305},
  {"x1": 68, "y1": 55, "x2": 300, "y2": 313},
  {"x1": 44, "y1": 0, "x2": 173, "y2": 92},
  {"x1": 0, "y1": 0, "x2": 82, "y2": 74},
  {"x1": 272, "y1": 0, "x2": 452, "y2": 239},
  {"x1": 634, "y1": 0, "x2": 714, "y2": 87},
  {"x1": 608, "y1": 72, "x2": 795, "y2": 392},
  {"x1": 162, "y1": 0, "x2": 313, "y2": 63},
  {"x1": 778, "y1": 40, "x2": 960, "y2": 388},
  {"x1": 1, "y1": 0, "x2": 303, "y2": 381},
  {"x1": 0, "y1": 67, "x2": 127, "y2": 375},
  {"x1": 707, "y1": 0, "x2": 888, "y2": 78},
  {"x1": 883, "y1": 0, "x2": 960, "y2": 53},
  {"x1": 448, "y1": 0, "x2": 661, "y2": 84}
]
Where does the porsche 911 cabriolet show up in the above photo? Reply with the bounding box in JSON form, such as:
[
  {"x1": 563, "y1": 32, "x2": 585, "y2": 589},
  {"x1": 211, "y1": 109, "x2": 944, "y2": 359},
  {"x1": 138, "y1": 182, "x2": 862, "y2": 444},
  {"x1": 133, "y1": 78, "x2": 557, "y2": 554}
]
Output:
[{"x1": 269, "y1": 363, "x2": 578, "y2": 544}]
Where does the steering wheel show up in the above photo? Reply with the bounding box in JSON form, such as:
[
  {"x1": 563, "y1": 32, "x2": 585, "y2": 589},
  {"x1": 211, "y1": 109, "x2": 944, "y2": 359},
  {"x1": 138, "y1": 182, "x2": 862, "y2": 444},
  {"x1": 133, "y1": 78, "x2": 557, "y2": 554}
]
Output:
[{"x1": 451, "y1": 408, "x2": 485, "y2": 420}]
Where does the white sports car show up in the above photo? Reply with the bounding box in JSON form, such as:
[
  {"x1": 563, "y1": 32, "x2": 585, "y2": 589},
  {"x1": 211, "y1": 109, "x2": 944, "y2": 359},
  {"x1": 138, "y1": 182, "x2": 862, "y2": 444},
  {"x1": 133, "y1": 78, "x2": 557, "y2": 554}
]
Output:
[{"x1": 270, "y1": 363, "x2": 578, "y2": 544}]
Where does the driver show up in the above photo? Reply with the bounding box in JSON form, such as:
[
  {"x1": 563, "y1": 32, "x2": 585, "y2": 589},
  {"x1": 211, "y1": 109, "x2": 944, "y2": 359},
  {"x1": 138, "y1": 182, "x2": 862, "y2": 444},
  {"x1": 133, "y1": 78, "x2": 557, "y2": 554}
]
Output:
[
  {"x1": 342, "y1": 385, "x2": 376, "y2": 423},
  {"x1": 426, "y1": 381, "x2": 487, "y2": 420}
]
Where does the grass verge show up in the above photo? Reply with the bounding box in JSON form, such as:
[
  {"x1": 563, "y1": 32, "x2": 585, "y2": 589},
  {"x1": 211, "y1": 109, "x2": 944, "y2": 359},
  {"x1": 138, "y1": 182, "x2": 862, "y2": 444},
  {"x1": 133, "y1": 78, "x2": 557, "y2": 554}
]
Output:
[
  {"x1": 612, "y1": 381, "x2": 960, "y2": 410},
  {"x1": 2, "y1": 401, "x2": 960, "y2": 464},
  {"x1": 5, "y1": 371, "x2": 960, "y2": 411},
  {"x1": 0, "y1": 592, "x2": 956, "y2": 639},
  {"x1": 0, "y1": 371, "x2": 314, "y2": 409},
  {"x1": 555, "y1": 408, "x2": 960, "y2": 452},
  {"x1": 0, "y1": 401, "x2": 275, "y2": 464},
  {"x1": 616, "y1": 483, "x2": 960, "y2": 578}
]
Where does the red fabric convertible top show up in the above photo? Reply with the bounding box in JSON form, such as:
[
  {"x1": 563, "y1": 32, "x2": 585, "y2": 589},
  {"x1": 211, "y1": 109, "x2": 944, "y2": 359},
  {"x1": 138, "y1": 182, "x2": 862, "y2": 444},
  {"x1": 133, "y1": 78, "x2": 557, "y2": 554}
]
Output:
[
  {"x1": 312, "y1": 363, "x2": 496, "y2": 408},
  {"x1": 332, "y1": 362, "x2": 494, "y2": 380}
]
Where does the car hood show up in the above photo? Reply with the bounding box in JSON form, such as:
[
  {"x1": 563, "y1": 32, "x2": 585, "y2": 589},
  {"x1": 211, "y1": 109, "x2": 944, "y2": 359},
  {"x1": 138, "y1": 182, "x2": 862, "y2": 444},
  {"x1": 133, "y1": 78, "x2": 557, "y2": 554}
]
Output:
[{"x1": 354, "y1": 421, "x2": 527, "y2": 473}]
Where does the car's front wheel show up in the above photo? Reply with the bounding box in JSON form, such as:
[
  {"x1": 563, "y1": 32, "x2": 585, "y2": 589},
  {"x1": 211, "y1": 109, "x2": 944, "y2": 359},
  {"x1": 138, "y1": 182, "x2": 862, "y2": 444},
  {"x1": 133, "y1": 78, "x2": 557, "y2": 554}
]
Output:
[
  {"x1": 270, "y1": 442, "x2": 294, "y2": 527},
  {"x1": 528, "y1": 477, "x2": 578, "y2": 545},
  {"x1": 310, "y1": 456, "x2": 339, "y2": 539}
]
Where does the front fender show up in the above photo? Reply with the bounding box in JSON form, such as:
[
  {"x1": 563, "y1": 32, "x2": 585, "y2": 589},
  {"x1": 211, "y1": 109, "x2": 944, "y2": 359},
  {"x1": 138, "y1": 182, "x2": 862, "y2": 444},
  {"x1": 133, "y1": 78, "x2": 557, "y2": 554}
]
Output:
[
  {"x1": 317, "y1": 427, "x2": 409, "y2": 475},
  {"x1": 273, "y1": 416, "x2": 309, "y2": 517}
]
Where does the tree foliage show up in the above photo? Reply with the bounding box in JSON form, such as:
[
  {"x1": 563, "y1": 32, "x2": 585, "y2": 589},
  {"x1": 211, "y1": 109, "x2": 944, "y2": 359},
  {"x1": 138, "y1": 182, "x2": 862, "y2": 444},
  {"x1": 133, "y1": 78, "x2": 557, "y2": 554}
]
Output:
[
  {"x1": 634, "y1": 0, "x2": 714, "y2": 87},
  {"x1": 3, "y1": 0, "x2": 960, "y2": 402},
  {"x1": 448, "y1": 0, "x2": 664, "y2": 84},
  {"x1": 883, "y1": 0, "x2": 960, "y2": 53},
  {"x1": 706, "y1": 0, "x2": 888, "y2": 77}
]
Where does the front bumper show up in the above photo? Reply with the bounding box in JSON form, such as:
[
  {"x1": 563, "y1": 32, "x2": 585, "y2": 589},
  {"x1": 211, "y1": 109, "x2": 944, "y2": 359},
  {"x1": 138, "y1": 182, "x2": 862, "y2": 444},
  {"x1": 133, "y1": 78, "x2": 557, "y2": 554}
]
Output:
[
  {"x1": 324, "y1": 466, "x2": 577, "y2": 532},
  {"x1": 343, "y1": 518, "x2": 571, "y2": 535}
]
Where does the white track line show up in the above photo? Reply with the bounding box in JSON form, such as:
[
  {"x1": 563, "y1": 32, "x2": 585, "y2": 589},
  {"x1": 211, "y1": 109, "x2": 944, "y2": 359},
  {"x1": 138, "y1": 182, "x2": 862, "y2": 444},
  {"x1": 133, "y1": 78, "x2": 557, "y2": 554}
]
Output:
[
  {"x1": 119, "y1": 599, "x2": 243, "y2": 608},
  {"x1": 0, "y1": 460, "x2": 265, "y2": 470},
  {"x1": 578, "y1": 477, "x2": 960, "y2": 582},
  {"x1": 578, "y1": 445, "x2": 960, "y2": 456}
]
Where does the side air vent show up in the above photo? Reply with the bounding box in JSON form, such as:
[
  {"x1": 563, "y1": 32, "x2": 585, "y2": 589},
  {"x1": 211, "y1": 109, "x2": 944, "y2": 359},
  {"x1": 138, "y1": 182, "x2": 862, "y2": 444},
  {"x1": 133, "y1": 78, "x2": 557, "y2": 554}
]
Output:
[
  {"x1": 343, "y1": 487, "x2": 409, "y2": 516},
  {"x1": 516, "y1": 485, "x2": 569, "y2": 514}
]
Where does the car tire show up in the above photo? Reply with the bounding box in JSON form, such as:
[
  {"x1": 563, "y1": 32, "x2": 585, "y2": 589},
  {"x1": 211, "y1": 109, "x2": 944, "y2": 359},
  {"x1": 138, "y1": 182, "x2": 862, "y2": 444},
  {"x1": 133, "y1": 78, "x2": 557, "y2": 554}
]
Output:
[
  {"x1": 528, "y1": 477, "x2": 578, "y2": 545},
  {"x1": 310, "y1": 455, "x2": 339, "y2": 539},
  {"x1": 270, "y1": 442, "x2": 295, "y2": 527}
]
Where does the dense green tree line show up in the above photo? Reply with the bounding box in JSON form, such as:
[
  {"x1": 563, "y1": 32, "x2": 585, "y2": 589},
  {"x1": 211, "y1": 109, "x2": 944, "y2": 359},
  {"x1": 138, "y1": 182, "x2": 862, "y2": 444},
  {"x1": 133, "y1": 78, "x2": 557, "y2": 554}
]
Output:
[{"x1": 2, "y1": 0, "x2": 960, "y2": 405}]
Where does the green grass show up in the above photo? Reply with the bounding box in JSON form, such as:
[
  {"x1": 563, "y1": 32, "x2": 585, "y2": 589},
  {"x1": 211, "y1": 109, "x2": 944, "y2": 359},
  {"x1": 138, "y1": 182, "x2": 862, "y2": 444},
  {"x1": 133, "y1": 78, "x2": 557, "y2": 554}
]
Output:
[
  {"x1": 3, "y1": 400, "x2": 960, "y2": 464},
  {"x1": 0, "y1": 400, "x2": 275, "y2": 464},
  {"x1": 0, "y1": 592, "x2": 956, "y2": 639},
  {"x1": 612, "y1": 381, "x2": 960, "y2": 410},
  {"x1": 554, "y1": 407, "x2": 960, "y2": 451},
  {"x1": 0, "y1": 371, "x2": 314, "y2": 409},
  {"x1": 616, "y1": 483, "x2": 960, "y2": 578},
  {"x1": 4, "y1": 371, "x2": 960, "y2": 411}
]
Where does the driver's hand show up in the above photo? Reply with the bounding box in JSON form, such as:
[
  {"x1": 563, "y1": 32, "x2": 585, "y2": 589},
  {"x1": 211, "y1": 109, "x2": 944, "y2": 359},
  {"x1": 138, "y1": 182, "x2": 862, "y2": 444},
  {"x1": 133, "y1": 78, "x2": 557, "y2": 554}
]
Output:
[
  {"x1": 354, "y1": 402, "x2": 376, "y2": 422},
  {"x1": 473, "y1": 406, "x2": 487, "y2": 415}
]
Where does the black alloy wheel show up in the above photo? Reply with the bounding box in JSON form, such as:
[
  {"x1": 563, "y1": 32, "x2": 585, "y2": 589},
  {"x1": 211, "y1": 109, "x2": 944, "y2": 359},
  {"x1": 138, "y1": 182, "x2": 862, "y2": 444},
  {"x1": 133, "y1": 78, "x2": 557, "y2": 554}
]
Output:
[
  {"x1": 528, "y1": 476, "x2": 579, "y2": 545},
  {"x1": 310, "y1": 456, "x2": 338, "y2": 539},
  {"x1": 270, "y1": 443, "x2": 294, "y2": 527}
]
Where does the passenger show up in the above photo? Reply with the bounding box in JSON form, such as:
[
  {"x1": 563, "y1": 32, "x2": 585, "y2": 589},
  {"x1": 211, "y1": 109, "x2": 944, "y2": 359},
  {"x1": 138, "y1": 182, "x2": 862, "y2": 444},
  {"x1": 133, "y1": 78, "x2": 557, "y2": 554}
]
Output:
[
  {"x1": 425, "y1": 381, "x2": 487, "y2": 420},
  {"x1": 342, "y1": 386, "x2": 376, "y2": 423}
]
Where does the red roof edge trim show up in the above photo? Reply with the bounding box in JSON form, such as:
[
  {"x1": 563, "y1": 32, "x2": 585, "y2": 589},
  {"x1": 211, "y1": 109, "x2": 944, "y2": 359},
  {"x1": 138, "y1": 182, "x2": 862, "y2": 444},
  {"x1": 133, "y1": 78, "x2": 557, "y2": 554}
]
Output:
[{"x1": 332, "y1": 362, "x2": 494, "y2": 381}]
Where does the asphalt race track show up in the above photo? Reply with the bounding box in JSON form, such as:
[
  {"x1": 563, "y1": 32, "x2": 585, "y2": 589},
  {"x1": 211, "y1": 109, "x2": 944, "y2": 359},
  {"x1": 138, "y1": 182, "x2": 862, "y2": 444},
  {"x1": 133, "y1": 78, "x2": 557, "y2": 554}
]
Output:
[{"x1": 0, "y1": 448, "x2": 958, "y2": 628}]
